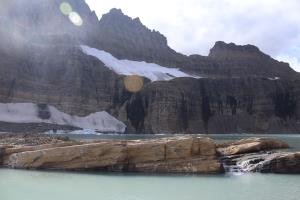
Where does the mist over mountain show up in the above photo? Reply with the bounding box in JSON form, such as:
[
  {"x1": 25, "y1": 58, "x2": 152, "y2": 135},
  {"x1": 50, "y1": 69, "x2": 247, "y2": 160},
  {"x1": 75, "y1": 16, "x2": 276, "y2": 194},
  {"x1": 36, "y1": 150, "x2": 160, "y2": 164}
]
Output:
[{"x1": 0, "y1": 0, "x2": 300, "y2": 134}]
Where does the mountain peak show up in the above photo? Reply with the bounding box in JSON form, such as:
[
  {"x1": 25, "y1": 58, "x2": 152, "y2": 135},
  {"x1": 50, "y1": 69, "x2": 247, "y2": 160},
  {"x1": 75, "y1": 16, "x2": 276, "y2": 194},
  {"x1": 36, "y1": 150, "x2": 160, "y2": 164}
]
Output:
[
  {"x1": 95, "y1": 8, "x2": 178, "y2": 64},
  {"x1": 209, "y1": 41, "x2": 262, "y2": 58},
  {"x1": 100, "y1": 8, "x2": 145, "y2": 28},
  {"x1": 214, "y1": 41, "x2": 260, "y2": 52},
  {"x1": 107, "y1": 8, "x2": 124, "y2": 16}
]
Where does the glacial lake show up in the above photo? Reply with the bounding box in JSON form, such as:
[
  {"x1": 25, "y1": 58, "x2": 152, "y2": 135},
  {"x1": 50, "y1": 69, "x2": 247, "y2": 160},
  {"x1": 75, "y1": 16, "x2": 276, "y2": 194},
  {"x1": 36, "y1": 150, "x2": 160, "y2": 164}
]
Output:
[{"x1": 1, "y1": 134, "x2": 300, "y2": 200}]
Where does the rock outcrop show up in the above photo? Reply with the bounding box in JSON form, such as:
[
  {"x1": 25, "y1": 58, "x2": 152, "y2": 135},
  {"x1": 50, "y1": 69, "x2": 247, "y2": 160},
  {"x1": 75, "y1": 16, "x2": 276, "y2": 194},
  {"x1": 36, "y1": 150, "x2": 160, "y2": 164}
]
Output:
[
  {"x1": 1, "y1": 134, "x2": 300, "y2": 174},
  {"x1": 254, "y1": 152, "x2": 300, "y2": 173},
  {"x1": 218, "y1": 137, "x2": 300, "y2": 174},
  {"x1": 223, "y1": 152, "x2": 300, "y2": 174},
  {"x1": 217, "y1": 138, "x2": 289, "y2": 156},
  {"x1": 1, "y1": 135, "x2": 223, "y2": 174}
]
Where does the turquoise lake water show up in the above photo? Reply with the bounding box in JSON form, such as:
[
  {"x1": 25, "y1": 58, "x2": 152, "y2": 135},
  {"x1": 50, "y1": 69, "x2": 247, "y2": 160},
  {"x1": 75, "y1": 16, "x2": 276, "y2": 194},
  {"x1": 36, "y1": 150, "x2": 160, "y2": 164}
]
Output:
[
  {"x1": 1, "y1": 169, "x2": 300, "y2": 200},
  {"x1": 1, "y1": 134, "x2": 300, "y2": 200}
]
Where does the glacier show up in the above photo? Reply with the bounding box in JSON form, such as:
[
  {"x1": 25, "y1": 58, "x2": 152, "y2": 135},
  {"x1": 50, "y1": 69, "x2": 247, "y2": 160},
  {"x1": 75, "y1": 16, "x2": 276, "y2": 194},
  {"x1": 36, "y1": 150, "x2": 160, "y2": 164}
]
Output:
[
  {"x1": 0, "y1": 103, "x2": 126, "y2": 133},
  {"x1": 81, "y1": 45, "x2": 197, "y2": 82}
]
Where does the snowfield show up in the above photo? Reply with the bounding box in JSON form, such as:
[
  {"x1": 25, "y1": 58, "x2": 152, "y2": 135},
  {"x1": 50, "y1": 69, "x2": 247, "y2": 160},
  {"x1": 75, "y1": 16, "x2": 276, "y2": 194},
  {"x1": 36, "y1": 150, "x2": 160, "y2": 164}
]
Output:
[
  {"x1": 0, "y1": 103, "x2": 126, "y2": 133},
  {"x1": 81, "y1": 45, "x2": 197, "y2": 82}
]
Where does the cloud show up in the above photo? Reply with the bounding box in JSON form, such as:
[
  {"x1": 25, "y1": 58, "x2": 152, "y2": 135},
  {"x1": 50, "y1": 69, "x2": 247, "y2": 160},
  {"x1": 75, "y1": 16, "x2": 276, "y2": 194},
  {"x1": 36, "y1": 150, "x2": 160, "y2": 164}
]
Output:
[{"x1": 85, "y1": 0, "x2": 300, "y2": 70}]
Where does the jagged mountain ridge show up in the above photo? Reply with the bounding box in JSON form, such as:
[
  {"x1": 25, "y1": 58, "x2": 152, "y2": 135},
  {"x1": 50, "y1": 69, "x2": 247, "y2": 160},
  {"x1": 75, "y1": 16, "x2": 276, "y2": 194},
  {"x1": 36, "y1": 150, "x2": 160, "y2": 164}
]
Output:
[
  {"x1": 91, "y1": 8, "x2": 299, "y2": 79},
  {"x1": 1, "y1": 0, "x2": 297, "y2": 79},
  {"x1": 0, "y1": 0, "x2": 300, "y2": 133}
]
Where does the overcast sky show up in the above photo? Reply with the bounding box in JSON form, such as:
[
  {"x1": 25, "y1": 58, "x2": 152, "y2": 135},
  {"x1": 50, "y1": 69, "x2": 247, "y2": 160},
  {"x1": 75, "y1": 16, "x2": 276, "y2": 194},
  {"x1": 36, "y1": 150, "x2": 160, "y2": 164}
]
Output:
[{"x1": 85, "y1": 0, "x2": 300, "y2": 71}]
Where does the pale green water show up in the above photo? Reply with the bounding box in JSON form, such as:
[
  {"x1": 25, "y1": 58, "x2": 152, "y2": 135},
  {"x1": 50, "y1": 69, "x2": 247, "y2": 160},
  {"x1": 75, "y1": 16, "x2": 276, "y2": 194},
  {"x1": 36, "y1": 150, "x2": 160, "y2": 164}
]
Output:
[
  {"x1": 0, "y1": 169, "x2": 300, "y2": 200},
  {"x1": 1, "y1": 134, "x2": 300, "y2": 200}
]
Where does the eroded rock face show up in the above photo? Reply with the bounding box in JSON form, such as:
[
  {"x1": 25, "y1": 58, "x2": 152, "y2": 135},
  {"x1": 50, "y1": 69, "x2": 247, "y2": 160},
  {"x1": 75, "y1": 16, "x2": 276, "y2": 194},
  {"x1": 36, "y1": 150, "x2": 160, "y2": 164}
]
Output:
[
  {"x1": 8, "y1": 142, "x2": 128, "y2": 170},
  {"x1": 206, "y1": 41, "x2": 298, "y2": 79},
  {"x1": 256, "y1": 152, "x2": 300, "y2": 173},
  {"x1": 119, "y1": 77, "x2": 300, "y2": 134},
  {"x1": 131, "y1": 157, "x2": 222, "y2": 174},
  {"x1": 217, "y1": 138, "x2": 289, "y2": 156},
  {"x1": 2, "y1": 136, "x2": 223, "y2": 174},
  {"x1": 0, "y1": 44, "x2": 123, "y2": 116},
  {"x1": 95, "y1": 9, "x2": 184, "y2": 67}
]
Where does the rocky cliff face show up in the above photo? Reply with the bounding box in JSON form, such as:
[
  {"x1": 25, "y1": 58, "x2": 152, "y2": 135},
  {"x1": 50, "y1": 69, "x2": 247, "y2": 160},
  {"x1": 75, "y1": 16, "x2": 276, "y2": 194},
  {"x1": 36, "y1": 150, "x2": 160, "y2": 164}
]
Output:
[
  {"x1": 95, "y1": 8, "x2": 185, "y2": 66},
  {"x1": 0, "y1": 0, "x2": 300, "y2": 134},
  {"x1": 207, "y1": 41, "x2": 298, "y2": 79},
  {"x1": 0, "y1": 43, "x2": 123, "y2": 116},
  {"x1": 117, "y1": 77, "x2": 300, "y2": 134}
]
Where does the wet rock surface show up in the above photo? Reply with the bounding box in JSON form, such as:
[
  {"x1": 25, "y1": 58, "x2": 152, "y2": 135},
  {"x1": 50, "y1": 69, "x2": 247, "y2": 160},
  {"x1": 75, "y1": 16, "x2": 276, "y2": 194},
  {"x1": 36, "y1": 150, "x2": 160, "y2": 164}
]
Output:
[
  {"x1": 218, "y1": 138, "x2": 300, "y2": 174},
  {"x1": 222, "y1": 152, "x2": 300, "y2": 174}
]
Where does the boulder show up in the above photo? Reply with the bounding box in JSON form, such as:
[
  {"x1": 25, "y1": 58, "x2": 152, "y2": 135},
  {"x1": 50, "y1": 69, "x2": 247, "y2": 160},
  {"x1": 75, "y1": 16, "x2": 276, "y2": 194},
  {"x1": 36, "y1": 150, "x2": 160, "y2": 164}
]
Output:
[
  {"x1": 253, "y1": 152, "x2": 300, "y2": 173},
  {"x1": 217, "y1": 138, "x2": 289, "y2": 156}
]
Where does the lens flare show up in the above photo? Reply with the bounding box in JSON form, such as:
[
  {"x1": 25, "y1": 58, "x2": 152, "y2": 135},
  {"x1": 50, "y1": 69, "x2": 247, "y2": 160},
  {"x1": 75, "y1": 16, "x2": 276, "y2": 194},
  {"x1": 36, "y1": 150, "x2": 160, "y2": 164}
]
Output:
[
  {"x1": 124, "y1": 75, "x2": 144, "y2": 93},
  {"x1": 59, "y1": 2, "x2": 83, "y2": 26},
  {"x1": 59, "y1": 2, "x2": 72, "y2": 15},
  {"x1": 68, "y1": 12, "x2": 83, "y2": 26}
]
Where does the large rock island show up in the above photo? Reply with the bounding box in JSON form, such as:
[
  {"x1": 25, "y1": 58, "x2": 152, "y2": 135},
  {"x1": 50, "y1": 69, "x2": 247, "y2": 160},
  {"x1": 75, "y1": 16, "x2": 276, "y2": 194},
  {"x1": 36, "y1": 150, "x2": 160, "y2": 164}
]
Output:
[{"x1": 1, "y1": 134, "x2": 299, "y2": 174}]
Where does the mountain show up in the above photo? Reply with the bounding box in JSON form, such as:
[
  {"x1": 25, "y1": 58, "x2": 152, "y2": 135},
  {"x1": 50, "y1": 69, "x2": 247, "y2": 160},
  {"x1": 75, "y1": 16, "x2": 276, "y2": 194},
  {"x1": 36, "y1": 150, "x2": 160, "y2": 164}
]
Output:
[{"x1": 0, "y1": 0, "x2": 300, "y2": 134}]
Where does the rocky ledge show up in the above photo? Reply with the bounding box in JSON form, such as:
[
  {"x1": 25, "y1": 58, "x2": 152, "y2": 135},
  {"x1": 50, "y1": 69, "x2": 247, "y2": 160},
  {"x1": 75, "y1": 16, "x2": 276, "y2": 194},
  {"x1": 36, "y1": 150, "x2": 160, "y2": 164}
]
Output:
[
  {"x1": 0, "y1": 134, "x2": 299, "y2": 174},
  {"x1": 0, "y1": 134, "x2": 222, "y2": 174}
]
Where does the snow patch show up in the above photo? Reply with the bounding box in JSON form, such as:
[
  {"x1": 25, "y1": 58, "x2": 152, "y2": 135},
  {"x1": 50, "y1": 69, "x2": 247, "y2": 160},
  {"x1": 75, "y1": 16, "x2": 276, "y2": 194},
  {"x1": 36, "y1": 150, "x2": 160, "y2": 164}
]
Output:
[
  {"x1": 268, "y1": 77, "x2": 280, "y2": 81},
  {"x1": 80, "y1": 45, "x2": 198, "y2": 82},
  {"x1": 46, "y1": 129, "x2": 102, "y2": 135},
  {"x1": 0, "y1": 103, "x2": 126, "y2": 133}
]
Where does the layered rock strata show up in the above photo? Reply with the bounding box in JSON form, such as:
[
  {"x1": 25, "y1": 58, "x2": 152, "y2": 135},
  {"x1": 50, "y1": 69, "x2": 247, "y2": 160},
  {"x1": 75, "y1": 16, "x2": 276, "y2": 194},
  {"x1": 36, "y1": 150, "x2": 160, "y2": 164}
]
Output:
[
  {"x1": 0, "y1": 135, "x2": 223, "y2": 174},
  {"x1": 1, "y1": 134, "x2": 299, "y2": 174},
  {"x1": 217, "y1": 137, "x2": 289, "y2": 156}
]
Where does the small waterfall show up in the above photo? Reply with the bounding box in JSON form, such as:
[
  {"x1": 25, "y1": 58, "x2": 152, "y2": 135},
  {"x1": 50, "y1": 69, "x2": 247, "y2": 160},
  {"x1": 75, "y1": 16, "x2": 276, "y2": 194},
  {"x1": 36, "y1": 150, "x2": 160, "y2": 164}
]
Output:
[
  {"x1": 221, "y1": 155, "x2": 245, "y2": 174},
  {"x1": 221, "y1": 152, "x2": 274, "y2": 174}
]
